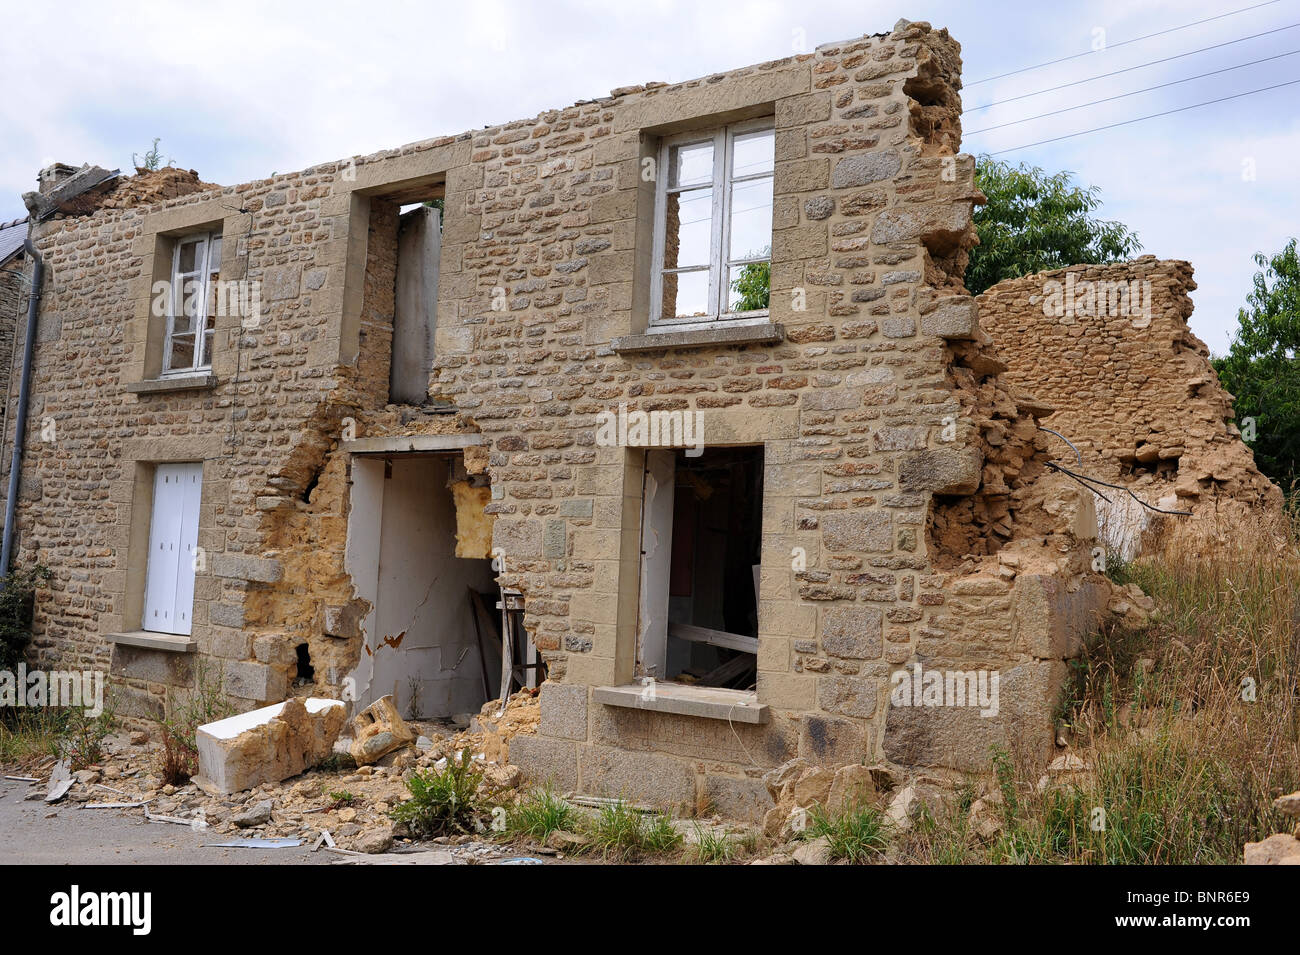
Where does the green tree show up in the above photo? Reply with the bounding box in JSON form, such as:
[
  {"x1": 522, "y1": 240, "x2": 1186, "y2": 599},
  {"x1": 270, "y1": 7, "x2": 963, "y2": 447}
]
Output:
[
  {"x1": 1212, "y1": 238, "x2": 1300, "y2": 493},
  {"x1": 965, "y1": 157, "x2": 1142, "y2": 295}
]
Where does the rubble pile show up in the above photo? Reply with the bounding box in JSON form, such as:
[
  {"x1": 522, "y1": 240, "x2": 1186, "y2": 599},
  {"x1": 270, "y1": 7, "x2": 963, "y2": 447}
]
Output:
[{"x1": 5, "y1": 690, "x2": 541, "y2": 860}]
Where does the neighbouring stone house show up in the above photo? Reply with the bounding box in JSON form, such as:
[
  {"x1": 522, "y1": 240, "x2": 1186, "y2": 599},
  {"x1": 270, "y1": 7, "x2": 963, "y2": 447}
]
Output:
[
  {"x1": 0, "y1": 215, "x2": 31, "y2": 510},
  {"x1": 6, "y1": 19, "x2": 1276, "y2": 820}
]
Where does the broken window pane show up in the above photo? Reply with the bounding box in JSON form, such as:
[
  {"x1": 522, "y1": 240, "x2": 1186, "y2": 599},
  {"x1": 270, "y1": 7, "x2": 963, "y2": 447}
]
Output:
[
  {"x1": 660, "y1": 269, "x2": 710, "y2": 321},
  {"x1": 177, "y1": 239, "x2": 199, "y2": 274},
  {"x1": 661, "y1": 186, "x2": 711, "y2": 271}
]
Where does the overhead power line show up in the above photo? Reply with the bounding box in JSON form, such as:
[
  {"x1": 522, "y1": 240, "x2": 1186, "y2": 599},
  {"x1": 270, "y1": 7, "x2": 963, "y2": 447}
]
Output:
[
  {"x1": 986, "y1": 76, "x2": 1300, "y2": 155},
  {"x1": 967, "y1": 0, "x2": 1283, "y2": 85},
  {"x1": 968, "y1": 21, "x2": 1300, "y2": 111},
  {"x1": 965, "y1": 47, "x2": 1300, "y2": 136}
]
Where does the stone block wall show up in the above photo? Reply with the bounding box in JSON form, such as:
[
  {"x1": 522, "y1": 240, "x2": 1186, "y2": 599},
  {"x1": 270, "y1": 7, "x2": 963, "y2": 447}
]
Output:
[{"x1": 12, "y1": 20, "x2": 1113, "y2": 814}]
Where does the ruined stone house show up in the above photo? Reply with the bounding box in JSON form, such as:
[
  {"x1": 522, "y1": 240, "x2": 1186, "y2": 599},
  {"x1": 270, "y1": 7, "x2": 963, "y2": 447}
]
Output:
[{"x1": 5, "y1": 20, "x2": 1275, "y2": 820}]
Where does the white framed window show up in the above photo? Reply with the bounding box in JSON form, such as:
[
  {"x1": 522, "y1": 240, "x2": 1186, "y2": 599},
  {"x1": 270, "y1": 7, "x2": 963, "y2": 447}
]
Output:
[
  {"x1": 163, "y1": 231, "x2": 221, "y2": 375},
  {"x1": 143, "y1": 462, "x2": 203, "y2": 636},
  {"x1": 650, "y1": 118, "x2": 774, "y2": 326}
]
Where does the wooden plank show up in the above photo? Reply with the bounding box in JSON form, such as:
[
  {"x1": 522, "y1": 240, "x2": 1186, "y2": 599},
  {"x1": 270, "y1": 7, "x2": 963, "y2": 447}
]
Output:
[
  {"x1": 698, "y1": 652, "x2": 755, "y2": 689},
  {"x1": 668, "y1": 621, "x2": 758, "y2": 654}
]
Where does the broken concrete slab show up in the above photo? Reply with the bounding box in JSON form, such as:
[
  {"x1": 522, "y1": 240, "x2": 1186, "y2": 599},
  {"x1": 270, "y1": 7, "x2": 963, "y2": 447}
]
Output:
[{"x1": 195, "y1": 697, "x2": 346, "y2": 795}]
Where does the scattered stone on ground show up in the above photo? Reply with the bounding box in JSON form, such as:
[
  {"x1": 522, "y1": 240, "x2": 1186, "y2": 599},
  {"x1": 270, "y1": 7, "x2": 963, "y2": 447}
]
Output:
[{"x1": 1243, "y1": 833, "x2": 1300, "y2": 865}]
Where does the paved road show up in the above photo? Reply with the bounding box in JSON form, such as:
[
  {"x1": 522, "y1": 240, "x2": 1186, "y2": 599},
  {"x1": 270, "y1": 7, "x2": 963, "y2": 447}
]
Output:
[{"x1": 0, "y1": 776, "x2": 328, "y2": 865}]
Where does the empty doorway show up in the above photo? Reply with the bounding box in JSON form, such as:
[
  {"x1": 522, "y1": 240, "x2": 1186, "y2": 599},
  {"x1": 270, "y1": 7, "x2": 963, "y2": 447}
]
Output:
[{"x1": 345, "y1": 453, "x2": 498, "y2": 718}]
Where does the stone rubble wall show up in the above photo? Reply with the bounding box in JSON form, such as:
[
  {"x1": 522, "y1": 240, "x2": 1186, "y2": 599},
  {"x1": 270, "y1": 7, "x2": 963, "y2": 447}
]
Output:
[{"x1": 978, "y1": 257, "x2": 1283, "y2": 559}]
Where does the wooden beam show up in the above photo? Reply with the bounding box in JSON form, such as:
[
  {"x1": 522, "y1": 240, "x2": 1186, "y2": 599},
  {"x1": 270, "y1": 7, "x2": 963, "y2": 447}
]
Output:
[{"x1": 668, "y1": 621, "x2": 758, "y2": 654}]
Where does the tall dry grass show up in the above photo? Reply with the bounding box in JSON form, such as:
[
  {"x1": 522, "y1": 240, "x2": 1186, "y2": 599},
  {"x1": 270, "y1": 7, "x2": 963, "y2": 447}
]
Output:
[{"x1": 902, "y1": 502, "x2": 1300, "y2": 864}]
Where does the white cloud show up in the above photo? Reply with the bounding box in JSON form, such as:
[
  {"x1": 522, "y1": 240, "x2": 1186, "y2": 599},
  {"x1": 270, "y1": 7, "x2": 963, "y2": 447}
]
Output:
[{"x1": 2, "y1": 0, "x2": 1294, "y2": 354}]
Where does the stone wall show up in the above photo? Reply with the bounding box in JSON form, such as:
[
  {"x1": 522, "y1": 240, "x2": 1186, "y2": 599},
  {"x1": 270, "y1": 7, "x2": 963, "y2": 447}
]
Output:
[
  {"x1": 978, "y1": 257, "x2": 1282, "y2": 559},
  {"x1": 13, "y1": 19, "x2": 1112, "y2": 817}
]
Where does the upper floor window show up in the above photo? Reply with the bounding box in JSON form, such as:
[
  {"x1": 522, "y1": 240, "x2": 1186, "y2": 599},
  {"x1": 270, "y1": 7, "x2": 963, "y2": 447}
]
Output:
[
  {"x1": 651, "y1": 119, "x2": 773, "y2": 326},
  {"x1": 164, "y1": 231, "x2": 221, "y2": 375}
]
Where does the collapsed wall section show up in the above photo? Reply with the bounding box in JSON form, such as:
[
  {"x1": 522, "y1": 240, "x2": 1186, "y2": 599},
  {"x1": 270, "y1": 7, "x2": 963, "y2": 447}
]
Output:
[{"x1": 978, "y1": 258, "x2": 1282, "y2": 559}]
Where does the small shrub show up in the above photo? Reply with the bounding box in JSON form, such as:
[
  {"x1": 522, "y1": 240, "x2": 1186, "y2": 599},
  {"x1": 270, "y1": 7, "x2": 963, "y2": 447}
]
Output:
[
  {"x1": 59, "y1": 703, "x2": 117, "y2": 770},
  {"x1": 158, "y1": 661, "x2": 233, "y2": 785},
  {"x1": 508, "y1": 786, "x2": 577, "y2": 841},
  {"x1": 327, "y1": 789, "x2": 355, "y2": 807},
  {"x1": 389, "y1": 750, "x2": 486, "y2": 837},
  {"x1": 807, "y1": 801, "x2": 892, "y2": 864}
]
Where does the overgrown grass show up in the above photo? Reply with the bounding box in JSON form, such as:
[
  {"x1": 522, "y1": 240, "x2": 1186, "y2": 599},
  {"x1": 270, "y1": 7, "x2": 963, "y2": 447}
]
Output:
[
  {"x1": 0, "y1": 704, "x2": 117, "y2": 770},
  {"x1": 0, "y1": 708, "x2": 66, "y2": 765},
  {"x1": 586, "y1": 800, "x2": 683, "y2": 861},
  {"x1": 507, "y1": 786, "x2": 578, "y2": 841},
  {"x1": 805, "y1": 801, "x2": 891, "y2": 864},
  {"x1": 689, "y1": 825, "x2": 750, "y2": 864},
  {"x1": 904, "y1": 505, "x2": 1300, "y2": 864}
]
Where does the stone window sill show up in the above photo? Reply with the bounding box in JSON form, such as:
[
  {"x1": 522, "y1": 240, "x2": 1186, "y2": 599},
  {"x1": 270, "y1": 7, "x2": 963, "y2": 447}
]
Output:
[
  {"x1": 105, "y1": 630, "x2": 196, "y2": 653},
  {"x1": 124, "y1": 374, "x2": 218, "y2": 395},
  {"x1": 611, "y1": 322, "x2": 784, "y2": 354},
  {"x1": 595, "y1": 683, "x2": 769, "y2": 724}
]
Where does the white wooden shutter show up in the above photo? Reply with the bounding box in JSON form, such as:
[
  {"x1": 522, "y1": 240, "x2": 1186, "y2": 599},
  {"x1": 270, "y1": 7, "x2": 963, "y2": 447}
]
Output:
[{"x1": 143, "y1": 462, "x2": 203, "y2": 635}]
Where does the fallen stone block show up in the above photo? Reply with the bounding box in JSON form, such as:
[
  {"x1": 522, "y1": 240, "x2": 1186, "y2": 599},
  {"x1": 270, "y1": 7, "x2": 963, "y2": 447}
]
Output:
[
  {"x1": 195, "y1": 697, "x2": 346, "y2": 795},
  {"x1": 1274, "y1": 791, "x2": 1300, "y2": 817},
  {"x1": 1243, "y1": 833, "x2": 1300, "y2": 865},
  {"x1": 349, "y1": 694, "x2": 416, "y2": 765}
]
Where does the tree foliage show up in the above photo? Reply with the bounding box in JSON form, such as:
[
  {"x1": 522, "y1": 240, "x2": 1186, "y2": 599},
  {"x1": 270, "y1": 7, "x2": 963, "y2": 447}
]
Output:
[
  {"x1": 965, "y1": 157, "x2": 1142, "y2": 295},
  {"x1": 730, "y1": 260, "x2": 770, "y2": 312},
  {"x1": 1212, "y1": 238, "x2": 1300, "y2": 493}
]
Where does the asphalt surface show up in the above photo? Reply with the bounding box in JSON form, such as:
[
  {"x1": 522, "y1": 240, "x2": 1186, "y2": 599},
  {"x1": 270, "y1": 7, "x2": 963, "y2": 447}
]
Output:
[{"x1": 0, "y1": 776, "x2": 328, "y2": 865}]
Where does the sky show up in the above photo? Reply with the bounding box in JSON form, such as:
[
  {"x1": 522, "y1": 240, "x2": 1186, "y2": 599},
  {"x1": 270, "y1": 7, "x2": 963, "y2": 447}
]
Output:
[{"x1": 1, "y1": 0, "x2": 1297, "y2": 354}]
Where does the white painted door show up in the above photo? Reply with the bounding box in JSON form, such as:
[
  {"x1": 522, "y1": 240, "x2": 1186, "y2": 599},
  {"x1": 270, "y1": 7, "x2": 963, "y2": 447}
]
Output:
[{"x1": 143, "y1": 462, "x2": 202, "y2": 635}]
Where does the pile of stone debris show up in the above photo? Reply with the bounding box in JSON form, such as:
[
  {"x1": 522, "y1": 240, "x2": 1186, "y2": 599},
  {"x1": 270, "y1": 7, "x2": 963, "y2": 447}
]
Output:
[
  {"x1": 1245, "y1": 793, "x2": 1300, "y2": 865},
  {"x1": 18, "y1": 690, "x2": 541, "y2": 860}
]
